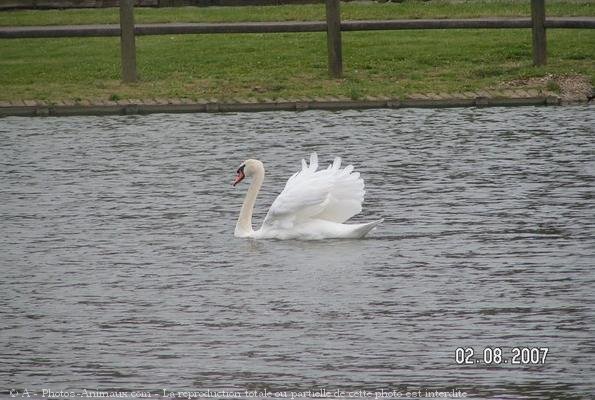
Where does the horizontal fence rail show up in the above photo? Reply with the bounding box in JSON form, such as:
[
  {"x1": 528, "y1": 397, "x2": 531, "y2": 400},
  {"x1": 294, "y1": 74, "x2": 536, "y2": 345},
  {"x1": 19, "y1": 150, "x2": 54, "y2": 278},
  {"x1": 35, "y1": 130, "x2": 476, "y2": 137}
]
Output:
[
  {"x1": 1, "y1": 18, "x2": 594, "y2": 38},
  {"x1": 0, "y1": 0, "x2": 321, "y2": 10}
]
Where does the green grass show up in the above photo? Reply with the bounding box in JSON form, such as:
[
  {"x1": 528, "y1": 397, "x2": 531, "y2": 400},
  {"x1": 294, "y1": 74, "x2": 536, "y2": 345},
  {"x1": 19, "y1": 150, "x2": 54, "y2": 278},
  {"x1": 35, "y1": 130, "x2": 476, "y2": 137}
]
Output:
[
  {"x1": 1, "y1": 29, "x2": 593, "y2": 102},
  {"x1": 0, "y1": 0, "x2": 593, "y2": 26},
  {"x1": 0, "y1": 1, "x2": 593, "y2": 102}
]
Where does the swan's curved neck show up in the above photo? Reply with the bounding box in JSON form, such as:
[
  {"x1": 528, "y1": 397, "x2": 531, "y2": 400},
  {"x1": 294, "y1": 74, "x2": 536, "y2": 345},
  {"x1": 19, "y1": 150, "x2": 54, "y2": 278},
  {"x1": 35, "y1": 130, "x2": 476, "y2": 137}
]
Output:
[{"x1": 235, "y1": 163, "x2": 265, "y2": 237}]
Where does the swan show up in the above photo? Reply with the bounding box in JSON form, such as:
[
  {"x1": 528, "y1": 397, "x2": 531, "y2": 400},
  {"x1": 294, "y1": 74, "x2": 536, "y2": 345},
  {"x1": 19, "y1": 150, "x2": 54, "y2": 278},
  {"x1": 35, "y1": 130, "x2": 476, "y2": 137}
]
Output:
[{"x1": 232, "y1": 153, "x2": 383, "y2": 240}]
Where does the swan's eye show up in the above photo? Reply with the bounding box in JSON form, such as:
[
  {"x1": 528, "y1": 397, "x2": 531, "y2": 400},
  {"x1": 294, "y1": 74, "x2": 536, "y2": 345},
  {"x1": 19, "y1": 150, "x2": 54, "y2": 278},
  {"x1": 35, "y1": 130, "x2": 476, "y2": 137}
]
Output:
[{"x1": 237, "y1": 165, "x2": 245, "y2": 174}]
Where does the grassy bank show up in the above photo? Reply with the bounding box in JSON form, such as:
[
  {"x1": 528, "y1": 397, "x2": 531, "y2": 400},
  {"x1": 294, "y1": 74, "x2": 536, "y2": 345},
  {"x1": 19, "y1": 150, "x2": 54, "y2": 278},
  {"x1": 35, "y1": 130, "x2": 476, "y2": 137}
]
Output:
[
  {"x1": 1, "y1": 1, "x2": 593, "y2": 26},
  {"x1": 0, "y1": 1, "x2": 593, "y2": 103}
]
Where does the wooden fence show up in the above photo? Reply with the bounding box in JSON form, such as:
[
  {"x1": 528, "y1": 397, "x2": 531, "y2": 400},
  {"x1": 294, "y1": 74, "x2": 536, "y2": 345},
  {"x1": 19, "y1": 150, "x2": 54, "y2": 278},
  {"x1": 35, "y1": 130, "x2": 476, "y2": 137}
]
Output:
[
  {"x1": 1, "y1": 0, "x2": 594, "y2": 81},
  {"x1": 0, "y1": 0, "x2": 320, "y2": 10}
]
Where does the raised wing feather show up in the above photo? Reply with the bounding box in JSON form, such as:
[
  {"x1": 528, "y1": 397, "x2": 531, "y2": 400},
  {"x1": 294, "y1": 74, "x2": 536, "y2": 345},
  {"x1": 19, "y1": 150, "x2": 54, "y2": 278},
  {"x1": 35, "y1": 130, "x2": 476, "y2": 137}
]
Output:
[{"x1": 263, "y1": 153, "x2": 365, "y2": 229}]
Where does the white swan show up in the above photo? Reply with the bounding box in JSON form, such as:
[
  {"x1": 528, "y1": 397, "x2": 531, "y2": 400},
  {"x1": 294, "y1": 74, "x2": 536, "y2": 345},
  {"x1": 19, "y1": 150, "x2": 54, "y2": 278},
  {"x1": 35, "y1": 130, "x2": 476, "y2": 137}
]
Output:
[{"x1": 233, "y1": 153, "x2": 383, "y2": 240}]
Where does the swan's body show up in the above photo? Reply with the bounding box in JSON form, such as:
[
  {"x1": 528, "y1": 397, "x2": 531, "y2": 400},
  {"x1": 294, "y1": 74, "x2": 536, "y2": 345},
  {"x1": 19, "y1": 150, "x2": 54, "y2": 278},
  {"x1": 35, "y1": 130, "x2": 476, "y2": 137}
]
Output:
[{"x1": 233, "y1": 153, "x2": 382, "y2": 240}]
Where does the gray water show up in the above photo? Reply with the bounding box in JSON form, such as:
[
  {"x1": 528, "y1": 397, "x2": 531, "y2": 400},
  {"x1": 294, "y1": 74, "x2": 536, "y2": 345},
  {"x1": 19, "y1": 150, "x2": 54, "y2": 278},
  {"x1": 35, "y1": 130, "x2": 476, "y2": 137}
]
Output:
[{"x1": 1, "y1": 106, "x2": 594, "y2": 400}]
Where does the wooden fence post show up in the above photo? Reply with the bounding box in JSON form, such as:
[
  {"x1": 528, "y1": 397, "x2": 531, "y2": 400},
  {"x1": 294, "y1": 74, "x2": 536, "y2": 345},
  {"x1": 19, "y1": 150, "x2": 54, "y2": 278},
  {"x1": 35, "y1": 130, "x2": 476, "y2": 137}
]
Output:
[
  {"x1": 120, "y1": 0, "x2": 137, "y2": 82},
  {"x1": 325, "y1": 0, "x2": 343, "y2": 78},
  {"x1": 531, "y1": 0, "x2": 546, "y2": 66}
]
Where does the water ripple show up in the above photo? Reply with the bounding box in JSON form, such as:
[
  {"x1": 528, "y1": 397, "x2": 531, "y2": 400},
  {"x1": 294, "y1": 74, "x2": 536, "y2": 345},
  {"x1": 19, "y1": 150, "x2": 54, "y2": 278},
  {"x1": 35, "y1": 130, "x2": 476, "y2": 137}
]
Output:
[{"x1": 1, "y1": 106, "x2": 594, "y2": 398}]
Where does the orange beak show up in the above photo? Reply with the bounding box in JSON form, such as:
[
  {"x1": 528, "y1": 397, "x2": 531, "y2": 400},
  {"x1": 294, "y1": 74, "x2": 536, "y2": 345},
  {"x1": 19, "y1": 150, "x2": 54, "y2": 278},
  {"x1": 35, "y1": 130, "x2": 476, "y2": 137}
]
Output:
[{"x1": 233, "y1": 169, "x2": 245, "y2": 186}]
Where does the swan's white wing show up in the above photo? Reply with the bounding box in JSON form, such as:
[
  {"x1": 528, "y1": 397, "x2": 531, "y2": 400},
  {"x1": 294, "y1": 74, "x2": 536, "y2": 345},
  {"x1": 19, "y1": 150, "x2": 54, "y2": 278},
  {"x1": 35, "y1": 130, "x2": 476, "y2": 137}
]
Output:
[{"x1": 263, "y1": 153, "x2": 365, "y2": 229}]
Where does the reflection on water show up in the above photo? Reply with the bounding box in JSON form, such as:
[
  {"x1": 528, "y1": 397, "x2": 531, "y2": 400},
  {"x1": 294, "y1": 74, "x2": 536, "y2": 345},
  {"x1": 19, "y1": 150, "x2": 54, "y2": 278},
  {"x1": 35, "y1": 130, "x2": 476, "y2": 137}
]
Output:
[{"x1": 1, "y1": 106, "x2": 594, "y2": 399}]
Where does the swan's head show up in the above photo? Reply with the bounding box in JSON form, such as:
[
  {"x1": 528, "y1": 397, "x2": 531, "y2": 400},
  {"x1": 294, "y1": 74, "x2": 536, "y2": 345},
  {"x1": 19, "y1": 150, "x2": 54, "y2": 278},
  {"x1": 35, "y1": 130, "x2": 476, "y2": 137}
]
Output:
[{"x1": 233, "y1": 159, "x2": 263, "y2": 186}]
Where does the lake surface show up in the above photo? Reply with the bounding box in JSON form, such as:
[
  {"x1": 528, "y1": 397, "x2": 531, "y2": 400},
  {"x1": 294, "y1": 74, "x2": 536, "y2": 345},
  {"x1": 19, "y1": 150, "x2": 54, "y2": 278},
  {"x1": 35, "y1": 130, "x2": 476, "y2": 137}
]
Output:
[{"x1": 1, "y1": 106, "x2": 594, "y2": 400}]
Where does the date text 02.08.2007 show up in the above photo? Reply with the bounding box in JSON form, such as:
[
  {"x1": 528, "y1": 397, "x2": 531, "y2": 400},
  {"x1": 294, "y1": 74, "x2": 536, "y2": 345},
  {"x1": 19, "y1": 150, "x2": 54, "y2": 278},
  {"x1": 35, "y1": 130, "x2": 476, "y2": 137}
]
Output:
[{"x1": 455, "y1": 347, "x2": 549, "y2": 365}]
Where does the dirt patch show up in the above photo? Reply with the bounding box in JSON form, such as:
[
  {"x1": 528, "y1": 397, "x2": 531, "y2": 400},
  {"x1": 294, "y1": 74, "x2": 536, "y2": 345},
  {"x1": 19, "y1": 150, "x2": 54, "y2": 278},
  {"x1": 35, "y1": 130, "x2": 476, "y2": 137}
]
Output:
[
  {"x1": 500, "y1": 74, "x2": 593, "y2": 103},
  {"x1": 556, "y1": 75, "x2": 594, "y2": 103}
]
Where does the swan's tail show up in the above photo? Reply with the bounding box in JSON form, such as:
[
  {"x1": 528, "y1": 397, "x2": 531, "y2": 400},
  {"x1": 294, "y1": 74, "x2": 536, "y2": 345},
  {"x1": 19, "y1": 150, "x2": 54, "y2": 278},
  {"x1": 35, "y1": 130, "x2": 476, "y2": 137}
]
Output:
[{"x1": 351, "y1": 218, "x2": 384, "y2": 238}]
